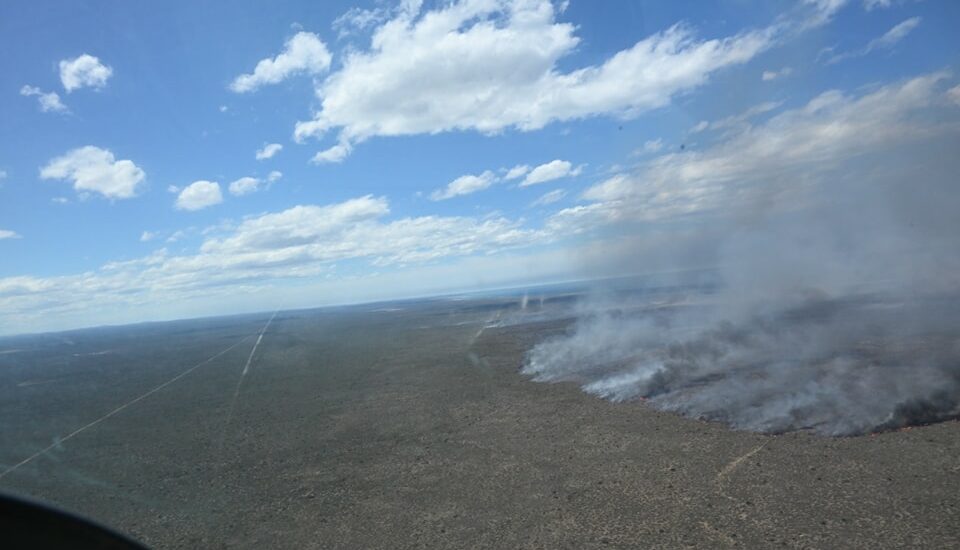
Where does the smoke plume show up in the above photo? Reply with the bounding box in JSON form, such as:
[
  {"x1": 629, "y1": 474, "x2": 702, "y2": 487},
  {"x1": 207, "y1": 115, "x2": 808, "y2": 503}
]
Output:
[{"x1": 524, "y1": 73, "x2": 960, "y2": 436}]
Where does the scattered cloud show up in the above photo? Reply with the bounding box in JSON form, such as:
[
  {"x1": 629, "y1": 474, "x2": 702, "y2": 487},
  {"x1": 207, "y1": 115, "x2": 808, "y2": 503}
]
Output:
[
  {"x1": 294, "y1": 0, "x2": 776, "y2": 161},
  {"x1": 429, "y1": 160, "x2": 582, "y2": 198},
  {"x1": 230, "y1": 31, "x2": 332, "y2": 93},
  {"x1": 333, "y1": 7, "x2": 386, "y2": 38},
  {"x1": 640, "y1": 139, "x2": 664, "y2": 154},
  {"x1": 0, "y1": 230, "x2": 21, "y2": 240},
  {"x1": 311, "y1": 142, "x2": 351, "y2": 164},
  {"x1": 51, "y1": 197, "x2": 69, "y2": 204},
  {"x1": 0, "y1": 194, "x2": 549, "y2": 331},
  {"x1": 333, "y1": 0, "x2": 423, "y2": 38},
  {"x1": 40, "y1": 146, "x2": 145, "y2": 199},
  {"x1": 20, "y1": 85, "x2": 68, "y2": 113},
  {"x1": 59, "y1": 54, "x2": 112, "y2": 92},
  {"x1": 802, "y1": 0, "x2": 851, "y2": 26},
  {"x1": 430, "y1": 170, "x2": 497, "y2": 201},
  {"x1": 568, "y1": 73, "x2": 955, "y2": 228},
  {"x1": 521, "y1": 160, "x2": 582, "y2": 186},
  {"x1": 228, "y1": 176, "x2": 262, "y2": 196},
  {"x1": 166, "y1": 230, "x2": 188, "y2": 243},
  {"x1": 255, "y1": 143, "x2": 283, "y2": 160},
  {"x1": 532, "y1": 189, "x2": 567, "y2": 207},
  {"x1": 219, "y1": 105, "x2": 229, "y2": 112},
  {"x1": 200, "y1": 195, "x2": 531, "y2": 266},
  {"x1": 869, "y1": 16, "x2": 922, "y2": 49},
  {"x1": 866, "y1": 0, "x2": 927, "y2": 9},
  {"x1": 504, "y1": 165, "x2": 531, "y2": 180},
  {"x1": 826, "y1": 16, "x2": 921, "y2": 64},
  {"x1": 175, "y1": 180, "x2": 223, "y2": 210},
  {"x1": 7, "y1": 2, "x2": 952, "y2": 337},
  {"x1": 948, "y1": 85, "x2": 960, "y2": 106},
  {"x1": 690, "y1": 100, "x2": 783, "y2": 134},
  {"x1": 197, "y1": 195, "x2": 536, "y2": 268},
  {"x1": 863, "y1": 0, "x2": 893, "y2": 9},
  {"x1": 762, "y1": 67, "x2": 793, "y2": 81}
]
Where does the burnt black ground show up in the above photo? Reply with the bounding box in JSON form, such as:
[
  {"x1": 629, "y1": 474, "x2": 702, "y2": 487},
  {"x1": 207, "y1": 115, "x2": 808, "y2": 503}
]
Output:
[{"x1": 0, "y1": 297, "x2": 958, "y2": 549}]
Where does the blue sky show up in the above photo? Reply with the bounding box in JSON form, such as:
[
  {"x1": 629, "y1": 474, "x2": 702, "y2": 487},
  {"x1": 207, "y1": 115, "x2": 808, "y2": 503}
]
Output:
[{"x1": 1, "y1": 0, "x2": 958, "y2": 334}]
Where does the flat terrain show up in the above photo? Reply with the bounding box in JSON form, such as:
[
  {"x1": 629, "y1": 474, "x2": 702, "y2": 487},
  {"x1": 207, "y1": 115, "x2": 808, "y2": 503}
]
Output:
[{"x1": 0, "y1": 297, "x2": 958, "y2": 549}]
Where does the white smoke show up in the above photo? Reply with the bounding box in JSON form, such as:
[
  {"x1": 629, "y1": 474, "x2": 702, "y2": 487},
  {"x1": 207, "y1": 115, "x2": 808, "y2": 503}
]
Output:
[
  {"x1": 525, "y1": 292, "x2": 960, "y2": 435},
  {"x1": 523, "y1": 73, "x2": 960, "y2": 436}
]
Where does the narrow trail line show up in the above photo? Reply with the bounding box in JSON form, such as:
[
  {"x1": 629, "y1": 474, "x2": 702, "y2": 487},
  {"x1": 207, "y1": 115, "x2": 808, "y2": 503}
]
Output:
[
  {"x1": 468, "y1": 310, "x2": 502, "y2": 349},
  {"x1": 0, "y1": 334, "x2": 253, "y2": 481},
  {"x1": 220, "y1": 311, "x2": 278, "y2": 441},
  {"x1": 715, "y1": 441, "x2": 768, "y2": 501},
  {"x1": 239, "y1": 311, "x2": 277, "y2": 383},
  {"x1": 701, "y1": 441, "x2": 771, "y2": 546}
]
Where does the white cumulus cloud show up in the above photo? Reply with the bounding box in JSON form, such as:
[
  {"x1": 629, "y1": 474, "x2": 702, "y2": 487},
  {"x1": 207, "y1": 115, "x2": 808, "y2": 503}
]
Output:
[
  {"x1": 40, "y1": 146, "x2": 145, "y2": 199},
  {"x1": 176, "y1": 180, "x2": 223, "y2": 211},
  {"x1": 311, "y1": 142, "x2": 352, "y2": 164},
  {"x1": 521, "y1": 159, "x2": 581, "y2": 187},
  {"x1": 255, "y1": 143, "x2": 283, "y2": 160},
  {"x1": 0, "y1": 230, "x2": 21, "y2": 240},
  {"x1": 59, "y1": 54, "x2": 112, "y2": 92},
  {"x1": 20, "y1": 85, "x2": 68, "y2": 113},
  {"x1": 230, "y1": 32, "x2": 332, "y2": 93},
  {"x1": 294, "y1": 0, "x2": 776, "y2": 161},
  {"x1": 504, "y1": 165, "x2": 531, "y2": 180},
  {"x1": 0, "y1": 193, "x2": 549, "y2": 333},
  {"x1": 228, "y1": 176, "x2": 262, "y2": 196},
  {"x1": 430, "y1": 170, "x2": 497, "y2": 201},
  {"x1": 195, "y1": 194, "x2": 537, "y2": 268}
]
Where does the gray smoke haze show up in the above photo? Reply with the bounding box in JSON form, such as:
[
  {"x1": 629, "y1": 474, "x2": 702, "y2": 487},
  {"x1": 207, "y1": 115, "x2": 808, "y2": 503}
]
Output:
[{"x1": 524, "y1": 73, "x2": 960, "y2": 436}]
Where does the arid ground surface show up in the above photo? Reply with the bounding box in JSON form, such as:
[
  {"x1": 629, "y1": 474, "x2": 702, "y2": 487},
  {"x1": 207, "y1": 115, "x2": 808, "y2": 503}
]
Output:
[{"x1": 1, "y1": 295, "x2": 958, "y2": 549}]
